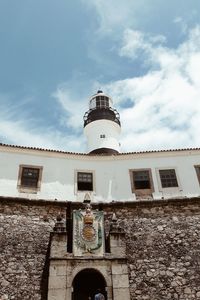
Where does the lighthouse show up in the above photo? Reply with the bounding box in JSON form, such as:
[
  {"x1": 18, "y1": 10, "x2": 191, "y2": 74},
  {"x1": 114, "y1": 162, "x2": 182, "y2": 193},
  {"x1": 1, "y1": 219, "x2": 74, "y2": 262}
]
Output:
[{"x1": 84, "y1": 90, "x2": 121, "y2": 154}]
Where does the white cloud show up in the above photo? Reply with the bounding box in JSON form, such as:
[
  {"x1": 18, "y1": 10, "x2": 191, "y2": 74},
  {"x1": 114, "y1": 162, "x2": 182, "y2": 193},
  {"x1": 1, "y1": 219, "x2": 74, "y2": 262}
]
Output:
[
  {"x1": 52, "y1": 87, "x2": 85, "y2": 130},
  {"x1": 50, "y1": 26, "x2": 200, "y2": 152},
  {"x1": 102, "y1": 26, "x2": 200, "y2": 151},
  {"x1": 173, "y1": 16, "x2": 188, "y2": 34},
  {"x1": 1, "y1": 9, "x2": 200, "y2": 154},
  {"x1": 82, "y1": 0, "x2": 135, "y2": 35},
  {"x1": 52, "y1": 79, "x2": 99, "y2": 131},
  {"x1": 0, "y1": 97, "x2": 85, "y2": 152},
  {"x1": 119, "y1": 29, "x2": 166, "y2": 60},
  {"x1": 81, "y1": 0, "x2": 153, "y2": 36},
  {"x1": 0, "y1": 118, "x2": 84, "y2": 152}
]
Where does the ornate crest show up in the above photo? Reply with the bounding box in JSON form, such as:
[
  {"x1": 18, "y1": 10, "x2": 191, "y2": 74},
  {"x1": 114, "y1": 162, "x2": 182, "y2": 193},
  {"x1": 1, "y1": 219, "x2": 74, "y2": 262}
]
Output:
[{"x1": 73, "y1": 204, "x2": 104, "y2": 256}]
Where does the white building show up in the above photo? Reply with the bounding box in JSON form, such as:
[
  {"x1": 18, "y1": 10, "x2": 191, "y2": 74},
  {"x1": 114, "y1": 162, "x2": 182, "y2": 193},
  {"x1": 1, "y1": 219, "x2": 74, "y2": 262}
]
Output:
[{"x1": 0, "y1": 91, "x2": 200, "y2": 203}]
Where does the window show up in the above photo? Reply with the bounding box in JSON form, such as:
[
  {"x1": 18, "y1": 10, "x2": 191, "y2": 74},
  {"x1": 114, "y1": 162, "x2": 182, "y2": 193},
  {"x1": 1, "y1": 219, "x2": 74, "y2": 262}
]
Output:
[
  {"x1": 96, "y1": 96, "x2": 109, "y2": 108},
  {"x1": 159, "y1": 169, "x2": 178, "y2": 188},
  {"x1": 21, "y1": 167, "x2": 39, "y2": 188},
  {"x1": 77, "y1": 172, "x2": 93, "y2": 191},
  {"x1": 194, "y1": 165, "x2": 200, "y2": 185},
  {"x1": 130, "y1": 169, "x2": 154, "y2": 197},
  {"x1": 18, "y1": 165, "x2": 43, "y2": 192},
  {"x1": 133, "y1": 170, "x2": 151, "y2": 189},
  {"x1": 100, "y1": 134, "x2": 105, "y2": 138}
]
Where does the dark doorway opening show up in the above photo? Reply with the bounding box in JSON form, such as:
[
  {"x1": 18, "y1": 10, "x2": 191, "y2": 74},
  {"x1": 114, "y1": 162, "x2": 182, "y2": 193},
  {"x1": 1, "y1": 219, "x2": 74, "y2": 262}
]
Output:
[{"x1": 72, "y1": 268, "x2": 107, "y2": 300}]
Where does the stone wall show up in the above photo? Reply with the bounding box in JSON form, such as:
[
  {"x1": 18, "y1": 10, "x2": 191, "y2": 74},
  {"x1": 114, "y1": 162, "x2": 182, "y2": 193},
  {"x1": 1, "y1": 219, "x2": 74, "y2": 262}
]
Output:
[
  {"x1": 1, "y1": 197, "x2": 200, "y2": 300},
  {"x1": 0, "y1": 197, "x2": 66, "y2": 300},
  {"x1": 104, "y1": 199, "x2": 200, "y2": 300}
]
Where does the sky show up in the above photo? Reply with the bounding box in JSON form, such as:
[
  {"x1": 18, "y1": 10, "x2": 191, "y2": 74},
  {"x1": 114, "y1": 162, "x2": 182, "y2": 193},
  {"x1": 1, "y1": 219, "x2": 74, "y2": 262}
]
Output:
[{"x1": 0, "y1": 0, "x2": 200, "y2": 153}]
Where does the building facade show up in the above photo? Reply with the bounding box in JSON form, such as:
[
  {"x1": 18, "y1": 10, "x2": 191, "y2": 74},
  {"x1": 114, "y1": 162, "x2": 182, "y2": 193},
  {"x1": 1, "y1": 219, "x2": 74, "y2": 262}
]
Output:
[
  {"x1": 1, "y1": 91, "x2": 200, "y2": 300},
  {"x1": 0, "y1": 144, "x2": 200, "y2": 203}
]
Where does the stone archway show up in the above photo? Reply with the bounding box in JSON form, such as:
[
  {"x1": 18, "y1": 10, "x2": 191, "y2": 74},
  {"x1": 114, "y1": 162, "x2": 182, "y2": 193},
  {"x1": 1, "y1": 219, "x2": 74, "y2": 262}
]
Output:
[{"x1": 72, "y1": 268, "x2": 107, "y2": 300}]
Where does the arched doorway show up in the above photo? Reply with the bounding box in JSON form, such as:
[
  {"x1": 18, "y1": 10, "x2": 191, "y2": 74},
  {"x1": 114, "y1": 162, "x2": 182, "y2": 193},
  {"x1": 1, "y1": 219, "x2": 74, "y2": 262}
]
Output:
[{"x1": 72, "y1": 268, "x2": 107, "y2": 300}]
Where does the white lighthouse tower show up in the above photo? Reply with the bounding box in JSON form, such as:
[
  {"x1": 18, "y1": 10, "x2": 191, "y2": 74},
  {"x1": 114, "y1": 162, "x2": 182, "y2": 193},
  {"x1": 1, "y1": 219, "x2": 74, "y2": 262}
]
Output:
[{"x1": 84, "y1": 90, "x2": 121, "y2": 154}]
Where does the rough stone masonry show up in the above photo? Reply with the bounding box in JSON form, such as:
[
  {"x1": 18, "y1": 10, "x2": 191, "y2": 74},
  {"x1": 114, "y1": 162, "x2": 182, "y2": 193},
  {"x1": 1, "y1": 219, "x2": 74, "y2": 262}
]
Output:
[{"x1": 0, "y1": 197, "x2": 200, "y2": 300}]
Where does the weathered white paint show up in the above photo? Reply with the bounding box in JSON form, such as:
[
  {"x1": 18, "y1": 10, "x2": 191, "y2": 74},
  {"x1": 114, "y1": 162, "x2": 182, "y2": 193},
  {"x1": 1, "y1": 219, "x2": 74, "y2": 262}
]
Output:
[
  {"x1": 84, "y1": 119, "x2": 121, "y2": 153},
  {"x1": 0, "y1": 145, "x2": 200, "y2": 202}
]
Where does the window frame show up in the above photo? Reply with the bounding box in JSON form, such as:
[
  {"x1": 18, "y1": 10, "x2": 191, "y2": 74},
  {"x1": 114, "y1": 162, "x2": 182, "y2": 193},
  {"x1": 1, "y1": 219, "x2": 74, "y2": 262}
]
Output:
[
  {"x1": 75, "y1": 170, "x2": 95, "y2": 194},
  {"x1": 17, "y1": 164, "x2": 43, "y2": 193},
  {"x1": 129, "y1": 168, "x2": 154, "y2": 196},
  {"x1": 156, "y1": 167, "x2": 181, "y2": 192},
  {"x1": 96, "y1": 96, "x2": 109, "y2": 109}
]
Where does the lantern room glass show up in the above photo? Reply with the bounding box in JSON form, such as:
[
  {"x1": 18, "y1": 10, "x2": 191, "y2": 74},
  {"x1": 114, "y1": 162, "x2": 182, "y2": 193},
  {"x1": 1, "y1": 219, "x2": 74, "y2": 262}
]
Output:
[{"x1": 89, "y1": 95, "x2": 113, "y2": 109}]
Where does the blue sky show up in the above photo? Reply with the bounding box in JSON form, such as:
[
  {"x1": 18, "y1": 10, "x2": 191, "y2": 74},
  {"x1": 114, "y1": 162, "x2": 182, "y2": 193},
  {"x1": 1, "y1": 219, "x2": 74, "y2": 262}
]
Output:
[{"x1": 0, "y1": 0, "x2": 200, "y2": 152}]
